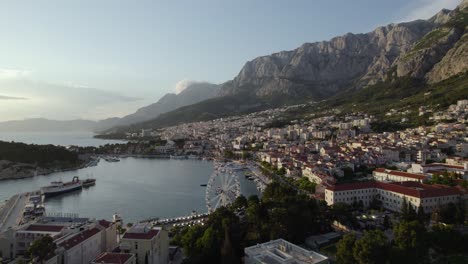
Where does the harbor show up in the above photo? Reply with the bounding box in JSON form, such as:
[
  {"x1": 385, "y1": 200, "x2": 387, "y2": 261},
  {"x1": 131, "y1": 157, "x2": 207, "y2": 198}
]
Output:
[{"x1": 0, "y1": 158, "x2": 260, "y2": 224}]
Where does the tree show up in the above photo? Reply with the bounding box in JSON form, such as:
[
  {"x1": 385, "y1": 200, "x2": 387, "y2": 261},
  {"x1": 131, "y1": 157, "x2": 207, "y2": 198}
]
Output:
[
  {"x1": 417, "y1": 206, "x2": 426, "y2": 224},
  {"x1": 231, "y1": 195, "x2": 247, "y2": 210},
  {"x1": 353, "y1": 230, "x2": 388, "y2": 264},
  {"x1": 429, "y1": 224, "x2": 467, "y2": 255},
  {"x1": 393, "y1": 221, "x2": 427, "y2": 255},
  {"x1": 297, "y1": 177, "x2": 316, "y2": 193},
  {"x1": 383, "y1": 215, "x2": 391, "y2": 229},
  {"x1": 407, "y1": 203, "x2": 417, "y2": 222},
  {"x1": 27, "y1": 235, "x2": 56, "y2": 263},
  {"x1": 439, "y1": 202, "x2": 457, "y2": 224},
  {"x1": 400, "y1": 198, "x2": 408, "y2": 220},
  {"x1": 336, "y1": 233, "x2": 357, "y2": 264}
]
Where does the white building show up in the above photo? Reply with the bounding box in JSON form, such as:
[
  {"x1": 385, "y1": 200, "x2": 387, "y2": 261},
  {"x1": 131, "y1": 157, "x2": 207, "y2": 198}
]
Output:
[
  {"x1": 56, "y1": 227, "x2": 104, "y2": 264},
  {"x1": 372, "y1": 168, "x2": 426, "y2": 183},
  {"x1": 244, "y1": 239, "x2": 329, "y2": 264},
  {"x1": 14, "y1": 224, "x2": 66, "y2": 255},
  {"x1": 120, "y1": 224, "x2": 169, "y2": 264},
  {"x1": 325, "y1": 181, "x2": 462, "y2": 213}
]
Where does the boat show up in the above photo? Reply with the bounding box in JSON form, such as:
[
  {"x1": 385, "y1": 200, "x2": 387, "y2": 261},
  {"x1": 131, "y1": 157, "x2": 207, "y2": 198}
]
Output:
[
  {"x1": 200, "y1": 184, "x2": 207, "y2": 187},
  {"x1": 188, "y1": 155, "x2": 199, "y2": 160},
  {"x1": 41, "y1": 176, "x2": 82, "y2": 198},
  {"x1": 82, "y1": 178, "x2": 96, "y2": 187},
  {"x1": 104, "y1": 157, "x2": 120, "y2": 162},
  {"x1": 170, "y1": 155, "x2": 187, "y2": 160}
]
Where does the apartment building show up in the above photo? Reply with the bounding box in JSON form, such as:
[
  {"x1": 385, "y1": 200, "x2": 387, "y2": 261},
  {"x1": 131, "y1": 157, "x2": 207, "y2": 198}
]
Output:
[{"x1": 120, "y1": 224, "x2": 169, "y2": 264}]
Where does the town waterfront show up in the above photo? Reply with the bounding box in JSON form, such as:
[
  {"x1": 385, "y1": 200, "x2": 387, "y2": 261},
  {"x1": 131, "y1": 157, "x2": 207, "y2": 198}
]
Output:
[{"x1": 0, "y1": 158, "x2": 259, "y2": 223}]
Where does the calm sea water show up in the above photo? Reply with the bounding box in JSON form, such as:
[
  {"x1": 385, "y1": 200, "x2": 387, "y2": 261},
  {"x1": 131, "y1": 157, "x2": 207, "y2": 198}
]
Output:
[
  {"x1": 0, "y1": 158, "x2": 259, "y2": 223},
  {"x1": 0, "y1": 131, "x2": 126, "y2": 147}
]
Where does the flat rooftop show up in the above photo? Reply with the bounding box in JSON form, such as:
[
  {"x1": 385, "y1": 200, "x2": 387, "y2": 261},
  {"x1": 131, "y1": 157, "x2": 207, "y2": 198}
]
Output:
[{"x1": 245, "y1": 239, "x2": 329, "y2": 264}]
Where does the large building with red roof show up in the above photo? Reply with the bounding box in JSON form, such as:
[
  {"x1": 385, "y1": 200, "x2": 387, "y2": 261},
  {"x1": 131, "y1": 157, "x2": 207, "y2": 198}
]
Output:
[{"x1": 325, "y1": 181, "x2": 462, "y2": 213}]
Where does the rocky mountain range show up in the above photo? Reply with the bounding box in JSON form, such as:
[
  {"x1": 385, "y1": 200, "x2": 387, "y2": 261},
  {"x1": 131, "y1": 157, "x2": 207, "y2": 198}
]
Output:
[
  {"x1": 106, "y1": 0, "x2": 467, "y2": 132},
  {"x1": 220, "y1": 0, "x2": 468, "y2": 99}
]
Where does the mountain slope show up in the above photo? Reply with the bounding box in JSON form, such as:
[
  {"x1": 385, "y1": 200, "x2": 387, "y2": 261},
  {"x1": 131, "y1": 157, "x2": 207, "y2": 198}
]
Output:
[
  {"x1": 220, "y1": 20, "x2": 436, "y2": 99},
  {"x1": 98, "y1": 82, "x2": 219, "y2": 130}
]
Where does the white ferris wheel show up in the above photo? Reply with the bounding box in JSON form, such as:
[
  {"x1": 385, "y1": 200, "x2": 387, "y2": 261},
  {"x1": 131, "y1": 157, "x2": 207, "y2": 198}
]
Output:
[{"x1": 205, "y1": 165, "x2": 241, "y2": 213}]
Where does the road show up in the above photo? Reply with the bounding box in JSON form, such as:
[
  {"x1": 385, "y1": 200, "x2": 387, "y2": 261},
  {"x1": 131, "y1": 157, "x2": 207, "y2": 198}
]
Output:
[{"x1": 0, "y1": 193, "x2": 28, "y2": 232}]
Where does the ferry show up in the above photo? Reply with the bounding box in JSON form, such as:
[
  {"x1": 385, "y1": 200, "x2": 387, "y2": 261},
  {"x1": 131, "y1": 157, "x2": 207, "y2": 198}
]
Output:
[{"x1": 41, "y1": 176, "x2": 82, "y2": 198}]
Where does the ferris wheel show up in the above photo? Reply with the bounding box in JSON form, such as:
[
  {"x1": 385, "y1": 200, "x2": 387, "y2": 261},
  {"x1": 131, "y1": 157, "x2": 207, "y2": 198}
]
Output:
[{"x1": 205, "y1": 165, "x2": 241, "y2": 213}]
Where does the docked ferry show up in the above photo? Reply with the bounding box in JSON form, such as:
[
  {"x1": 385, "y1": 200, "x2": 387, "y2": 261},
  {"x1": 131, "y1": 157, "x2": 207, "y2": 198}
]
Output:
[{"x1": 41, "y1": 176, "x2": 82, "y2": 198}]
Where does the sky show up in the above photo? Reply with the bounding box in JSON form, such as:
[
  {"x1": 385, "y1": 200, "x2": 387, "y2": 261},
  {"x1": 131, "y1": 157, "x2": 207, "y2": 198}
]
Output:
[{"x1": 0, "y1": 0, "x2": 461, "y2": 121}]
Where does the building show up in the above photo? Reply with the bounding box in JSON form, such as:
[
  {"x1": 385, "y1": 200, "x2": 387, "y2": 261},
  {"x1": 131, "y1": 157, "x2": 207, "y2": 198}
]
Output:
[
  {"x1": 120, "y1": 224, "x2": 169, "y2": 264},
  {"x1": 0, "y1": 217, "x2": 118, "y2": 263},
  {"x1": 372, "y1": 168, "x2": 426, "y2": 183},
  {"x1": 244, "y1": 239, "x2": 329, "y2": 264},
  {"x1": 91, "y1": 252, "x2": 136, "y2": 264},
  {"x1": 325, "y1": 181, "x2": 462, "y2": 213},
  {"x1": 15, "y1": 224, "x2": 66, "y2": 255},
  {"x1": 56, "y1": 227, "x2": 103, "y2": 264},
  {"x1": 409, "y1": 163, "x2": 467, "y2": 177},
  {"x1": 97, "y1": 220, "x2": 118, "y2": 252}
]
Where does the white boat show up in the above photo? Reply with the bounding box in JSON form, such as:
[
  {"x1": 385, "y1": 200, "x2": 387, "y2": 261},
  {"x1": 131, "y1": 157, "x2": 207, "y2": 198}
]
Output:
[{"x1": 41, "y1": 176, "x2": 82, "y2": 198}]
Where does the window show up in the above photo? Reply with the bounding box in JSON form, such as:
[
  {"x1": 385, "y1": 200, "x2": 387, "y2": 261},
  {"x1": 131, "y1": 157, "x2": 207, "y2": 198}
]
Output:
[{"x1": 135, "y1": 242, "x2": 138, "y2": 250}]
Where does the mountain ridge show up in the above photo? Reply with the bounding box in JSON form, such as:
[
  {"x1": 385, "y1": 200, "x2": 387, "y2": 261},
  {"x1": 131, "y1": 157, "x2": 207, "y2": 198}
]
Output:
[{"x1": 107, "y1": 1, "x2": 468, "y2": 133}]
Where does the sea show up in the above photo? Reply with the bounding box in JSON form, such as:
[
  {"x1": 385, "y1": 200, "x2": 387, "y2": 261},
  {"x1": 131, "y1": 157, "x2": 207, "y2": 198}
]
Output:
[{"x1": 0, "y1": 132, "x2": 259, "y2": 223}]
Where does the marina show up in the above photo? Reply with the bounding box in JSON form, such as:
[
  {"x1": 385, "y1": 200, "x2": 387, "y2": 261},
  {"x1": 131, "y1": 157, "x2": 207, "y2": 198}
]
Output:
[{"x1": 0, "y1": 158, "x2": 260, "y2": 224}]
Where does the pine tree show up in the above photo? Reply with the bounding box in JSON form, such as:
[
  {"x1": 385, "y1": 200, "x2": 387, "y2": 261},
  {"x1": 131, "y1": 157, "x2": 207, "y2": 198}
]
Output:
[
  {"x1": 417, "y1": 206, "x2": 426, "y2": 224},
  {"x1": 401, "y1": 198, "x2": 409, "y2": 221}
]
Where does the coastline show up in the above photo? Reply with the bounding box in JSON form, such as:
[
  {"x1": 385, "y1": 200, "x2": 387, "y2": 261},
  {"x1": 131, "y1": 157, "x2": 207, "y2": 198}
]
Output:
[{"x1": 0, "y1": 157, "x2": 98, "y2": 181}]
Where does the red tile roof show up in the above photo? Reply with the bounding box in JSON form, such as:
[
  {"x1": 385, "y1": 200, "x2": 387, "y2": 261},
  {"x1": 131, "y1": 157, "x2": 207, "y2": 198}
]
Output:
[
  {"x1": 374, "y1": 168, "x2": 426, "y2": 180},
  {"x1": 122, "y1": 229, "x2": 159, "y2": 240},
  {"x1": 422, "y1": 163, "x2": 464, "y2": 169},
  {"x1": 58, "y1": 228, "x2": 101, "y2": 250},
  {"x1": 24, "y1": 225, "x2": 64, "y2": 233},
  {"x1": 93, "y1": 252, "x2": 133, "y2": 264},
  {"x1": 98, "y1": 219, "x2": 112, "y2": 228},
  {"x1": 327, "y1": 181, "x2": 461, "y2": 199}
]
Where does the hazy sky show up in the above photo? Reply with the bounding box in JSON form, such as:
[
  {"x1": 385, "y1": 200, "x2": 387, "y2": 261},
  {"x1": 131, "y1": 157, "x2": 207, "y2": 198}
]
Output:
[{"x1": 0, "y1": 0, "x2": 461, "y2": 121}]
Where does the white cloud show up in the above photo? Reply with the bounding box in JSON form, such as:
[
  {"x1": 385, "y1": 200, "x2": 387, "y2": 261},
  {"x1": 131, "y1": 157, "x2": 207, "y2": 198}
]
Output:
[
  {"x1": 0, "y1": 78, "x2": 143, "y2": 121},
  {"x1": 400, "y1": 0, "x2": 460, "y2": 22},
  {"x1": 0, "y1": 68, "x2": 31, "y2": 79},
  {"x1": 174, "y1": 79, "x2": 211, "y2": 94},
  {"x1": 175, "y1": 79, "x2": 196, "y2": 94}
]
